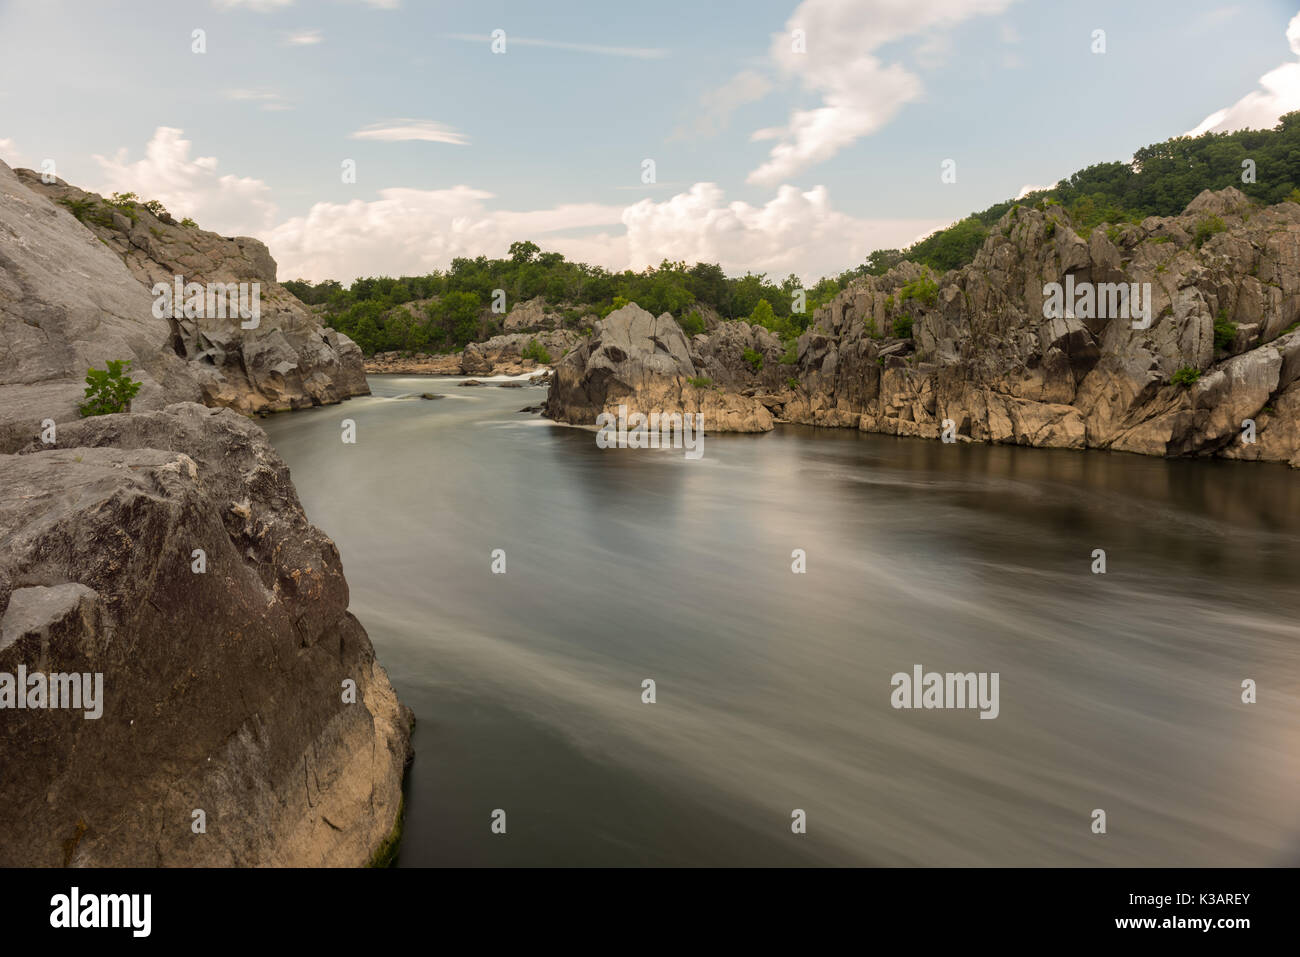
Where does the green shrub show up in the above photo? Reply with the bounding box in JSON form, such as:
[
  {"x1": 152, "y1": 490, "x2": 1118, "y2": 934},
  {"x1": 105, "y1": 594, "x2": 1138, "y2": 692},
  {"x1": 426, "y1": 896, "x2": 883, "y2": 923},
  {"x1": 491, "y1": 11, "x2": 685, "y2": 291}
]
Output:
[
  {"x1": 79, "y1": 359, "x2": 142, "y2": 416},
  {"x1": 1213, "y1": 309, "x2": 1237, "y2": 352},
  {"x1": 1171, "y1": 366, "x2": 1202, "y2": 387},
  {"x1": 892, "y1": 314, "x2": 914, "y2": 338},
  {"x1": 687, "y1": 375, "x2": 712, "y2": 389},
  {"x1": 521, "y1": 338, "x2": 552, "y2": 364},
  {"x1": 680, "y1": 310, "x2": 706, "y2": 336},
  {"x1": 1193, "y1": 214, "x2": 1226, "y2": 247},
  {"x1": 899, "y1": 271, "x2": 939, "y2": 307},
  {"x1": 742, "y1": 347, "x2": 763, "y2": 372},
  {"x1": 180, "y1": 216, "x2": 197, "y2": 228},
  {"x1": 787, "y1": 376, "x2": 800, "y2": 389},
  {"x1": 779, "y1": 339, "x2": 798, "y2": 364},
  {"x1": 1044, "y1": 221, "x2": 1057, "y2": 239}
]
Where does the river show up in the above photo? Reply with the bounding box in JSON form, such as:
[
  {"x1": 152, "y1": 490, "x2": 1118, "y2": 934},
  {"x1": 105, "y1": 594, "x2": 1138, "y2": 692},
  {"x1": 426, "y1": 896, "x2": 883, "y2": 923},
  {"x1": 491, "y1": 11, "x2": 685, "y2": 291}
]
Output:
[{"x1": 262, "y1": 373, "x2": 1300, "y2": 866}]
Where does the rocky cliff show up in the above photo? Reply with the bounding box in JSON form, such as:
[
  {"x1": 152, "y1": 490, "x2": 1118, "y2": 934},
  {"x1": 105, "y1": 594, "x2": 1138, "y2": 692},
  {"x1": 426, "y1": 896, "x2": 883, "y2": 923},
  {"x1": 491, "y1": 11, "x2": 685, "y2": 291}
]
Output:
[
  {"x1": 14, "y1": 165, "x2": 368, "y2": 415},
  {"x1": 0, "y1": 160, "x2": 410, "y2": 865},
  {"x1": 548, "y1": 189, "x2": 1300, "y2": 465},
  {"x1": 545, "y1": 303, "x2": 775, "y2": 432}
]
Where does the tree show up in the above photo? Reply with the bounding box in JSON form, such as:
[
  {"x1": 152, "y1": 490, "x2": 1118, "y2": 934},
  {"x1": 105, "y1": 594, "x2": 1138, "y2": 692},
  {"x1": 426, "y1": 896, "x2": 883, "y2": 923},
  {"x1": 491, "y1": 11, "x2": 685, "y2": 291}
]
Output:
[{"x1": 509, "y1": 240, "x2": 540, "y2": 264}]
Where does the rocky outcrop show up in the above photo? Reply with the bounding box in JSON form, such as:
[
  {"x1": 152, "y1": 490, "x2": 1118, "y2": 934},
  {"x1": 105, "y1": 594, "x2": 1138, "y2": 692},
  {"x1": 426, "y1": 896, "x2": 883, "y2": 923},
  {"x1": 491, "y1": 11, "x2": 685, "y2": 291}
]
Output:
[
  {"x1": 459, "y1": 330, "x2": 580, "y2": 375},
  {"x1": 798, "y1": 188, "x2": 1300, "y2": 463},
  {"x1": 0, "y1": 160, "x2": 203, "y2": 452},
  {"x1": 14, "y1": 165, "x2": 368, "y2": 415},
  {"x1": 366, "y1": 352, "x2": 464, "y2": 375},
  {"x1": 0, "y1": 159, "x2": 410, "y2": 866},
  {"x1": 546, "y1": 303, "x2": 774, "y2": 432},
  {"x1": 546, "y1": 189, "x2": 1300, "y2": 460},
  {"x1": 0, "y1": 405, "x2": 411, "y2": 866}
]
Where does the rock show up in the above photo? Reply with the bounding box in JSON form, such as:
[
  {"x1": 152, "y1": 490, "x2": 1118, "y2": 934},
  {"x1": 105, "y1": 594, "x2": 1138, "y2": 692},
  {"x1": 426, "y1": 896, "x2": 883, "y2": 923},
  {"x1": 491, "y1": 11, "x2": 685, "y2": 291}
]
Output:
[
  {"x1": 14, "y1": 165, "x2": 368, "y2": 416},
  {"x1": 0, "y1": 161, "x2": 203, "y2": 452},
  {"x1": 760, "y1": 187, "x2": 1300, "y2": 466},
  {"x1": 459, "y1": 379, "x2": 483, "y2": 387},
  {"x1": 0, "y1": 171, "x2": 410, "y2": 867},
  {"x1": 0, "y1": 404, "x2": 411, "y2": 866},
  {"x1": 545, "y1": 304, "x2": 775, "y2": 432},
  {"x1": 460, "y1": 331, "x2": 579, "y2": 376},
  {"x1": 419, "y1": 393, "x2": 442, "y2": 400},
  {"x1": 497, "y1": 380, "x2": 525, "y2": 388}
]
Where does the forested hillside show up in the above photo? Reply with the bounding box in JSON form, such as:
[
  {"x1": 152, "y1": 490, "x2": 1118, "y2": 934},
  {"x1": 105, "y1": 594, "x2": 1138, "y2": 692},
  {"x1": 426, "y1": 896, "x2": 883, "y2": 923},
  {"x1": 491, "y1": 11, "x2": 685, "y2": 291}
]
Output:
[{"x1": 288, "y1": 113, "x2": 1300, "y2": 356}]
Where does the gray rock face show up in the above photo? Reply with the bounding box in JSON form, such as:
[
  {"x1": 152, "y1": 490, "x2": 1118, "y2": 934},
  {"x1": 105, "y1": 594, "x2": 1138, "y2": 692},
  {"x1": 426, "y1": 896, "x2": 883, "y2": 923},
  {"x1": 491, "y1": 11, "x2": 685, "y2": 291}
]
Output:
[
  {"x1": 0, "y1": 160, "x2": 409, "y2": 866},
  {"x1": 14, "y1": 165, "x2": 368, "y2": 415},
  {"x1": 546, "y1": 303, "x2": 774, "y2": 432},
  {"x1": 0, "y1": 160, "x2": 203, "y2": 452},
  {"x1": 773, "y1": 188, "x2": 1300, "y2": 464},
  {"x1": 0, "y1": 404, "x2": 411, "y2": 866}
]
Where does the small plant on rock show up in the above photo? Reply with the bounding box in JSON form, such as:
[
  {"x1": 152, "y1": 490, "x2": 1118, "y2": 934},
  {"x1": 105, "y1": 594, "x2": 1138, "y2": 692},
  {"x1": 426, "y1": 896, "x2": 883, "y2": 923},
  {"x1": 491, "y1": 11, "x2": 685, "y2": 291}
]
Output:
[{"x1": 80, "y1": 359, "x2": 142, "y2": 416}]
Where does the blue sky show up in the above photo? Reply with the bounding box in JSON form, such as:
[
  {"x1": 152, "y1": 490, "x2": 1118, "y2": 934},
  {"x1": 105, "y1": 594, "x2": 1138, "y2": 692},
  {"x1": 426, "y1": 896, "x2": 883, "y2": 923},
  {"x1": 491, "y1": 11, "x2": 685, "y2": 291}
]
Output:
[{"x1": 1, "y1": 0, "x2": 1298, "y2": 282}]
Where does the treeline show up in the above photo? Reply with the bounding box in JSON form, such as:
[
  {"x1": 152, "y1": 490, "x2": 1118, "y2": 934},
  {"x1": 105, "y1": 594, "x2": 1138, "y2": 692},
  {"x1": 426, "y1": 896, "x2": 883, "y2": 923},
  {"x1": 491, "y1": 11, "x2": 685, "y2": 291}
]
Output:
[
  {"x1": 286, "y1": 240, "x2": 861, "y2": 355},
  {"x1": 864, "y1": 112, "x2": 1300, "y2": 276},
  {"x1": 290, "y1": 114, "x2": 1300, "y2": 355}
]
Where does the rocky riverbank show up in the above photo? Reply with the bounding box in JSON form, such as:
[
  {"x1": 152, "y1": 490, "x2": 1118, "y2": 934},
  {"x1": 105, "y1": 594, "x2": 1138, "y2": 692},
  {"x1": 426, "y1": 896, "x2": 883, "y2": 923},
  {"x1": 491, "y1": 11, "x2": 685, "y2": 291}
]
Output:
[
  {"x1": 366, "y1": 329, "x2": 577, "y2": 379},
  {"x1": 545, "y1": 188, "x2": 1300, "y2": 465},
  {"x1": 0, "y1": 159, "x2": 410, "y2": 866}
]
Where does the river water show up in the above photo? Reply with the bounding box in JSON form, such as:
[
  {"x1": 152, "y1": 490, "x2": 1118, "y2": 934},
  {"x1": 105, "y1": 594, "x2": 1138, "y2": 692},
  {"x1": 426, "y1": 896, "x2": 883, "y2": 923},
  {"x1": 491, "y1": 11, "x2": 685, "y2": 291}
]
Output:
[{"x1": 262, "y1": 374, "x2": 1300, "y2": 866}]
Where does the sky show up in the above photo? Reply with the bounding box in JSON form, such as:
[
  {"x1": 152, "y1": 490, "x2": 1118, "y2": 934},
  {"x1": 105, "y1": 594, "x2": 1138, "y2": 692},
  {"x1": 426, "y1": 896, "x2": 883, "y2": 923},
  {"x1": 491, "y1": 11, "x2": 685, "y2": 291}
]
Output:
[{"x1": 1, "y1": 0, "x2": 1299, "y2": 284}]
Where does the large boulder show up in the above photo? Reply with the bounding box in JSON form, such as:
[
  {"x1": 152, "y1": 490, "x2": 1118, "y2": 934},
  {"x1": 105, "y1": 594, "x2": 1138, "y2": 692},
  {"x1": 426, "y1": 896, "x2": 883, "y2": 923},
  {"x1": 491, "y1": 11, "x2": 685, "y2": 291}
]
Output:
[
  {"x1": 0, "y1": 404, "x2": 411, "y2": 866},
  {"x1": 0, "y1": 160, "x2": 410, "y2": 866},
  {"x1": 546, "y1": 303, "x2": 774, "y2": 432}
]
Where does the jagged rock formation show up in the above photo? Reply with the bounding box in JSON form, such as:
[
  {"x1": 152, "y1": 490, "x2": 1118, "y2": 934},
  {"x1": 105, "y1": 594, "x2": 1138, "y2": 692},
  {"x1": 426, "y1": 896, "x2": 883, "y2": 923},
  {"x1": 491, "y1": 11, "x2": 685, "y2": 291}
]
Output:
[
  {"x1": 0, "y1": 405, "x2": 411, "y2": 866},
  {"x1": 0, "y1": 159, "x2": 410, "y2": 865},
  {"x1": 546, "y1": 303, "x2": 774, "y2": 432},
  {"x1": 14, "y1": 165, "x2": 368, "y2": 414},
  {"x1": 547, "y1": 190, "x2": 1300, "y2": 464},
  {"x1": 779, "y1": 187, "x2": 1300, "y2": 465},
  {"x1": 0, "y1": 161, "x2": 202, "y2": 452}
]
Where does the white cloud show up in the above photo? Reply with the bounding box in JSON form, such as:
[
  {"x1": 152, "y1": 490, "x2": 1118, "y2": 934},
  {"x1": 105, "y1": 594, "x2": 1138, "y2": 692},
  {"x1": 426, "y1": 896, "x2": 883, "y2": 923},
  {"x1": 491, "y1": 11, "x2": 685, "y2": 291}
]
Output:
[
  {"x1": 264, "y1": 181, "x2": 943, "y2": 285},
  {"x1": 1015, "y1": 182, "x2": 1051, "y2": 199},
  {"x1": 620, "y1": 182, "x2": 944, "y2": 282},
  {"x1": 441, "y1": 33, "x2": 667, "y2": 59},
  {"x1": 264, "y1": 188, "x2": 626, "y2": 281},
  {"x1": 92, "y1": 127, "x2": 277, "y2": 235},
  {"x1": 226, "y1": 88, "x2": 293, "y2": 110},
  {"x1": 1186, "y1": 11, "x2": 1300, "y2": 135},
  {"x1": 674, "y1": 70, "x2": 773, "y2": 139},
  {"x1": 81, "y1": 127, "x2": 943, "y2": 286},
  {"x1": 0, "y1": 137, "x2": 23, "y2": 168},
  {"x1": 348, "y1": 119, "x2": 469, "y2": 144},
  {"x1": 283, "y1": 29, "x2": 322, "y2": 45},
  {"x1": 746, "y1": 0, "x2": 1017, "y2": 185}
]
